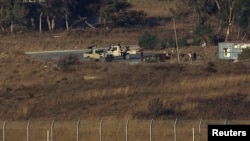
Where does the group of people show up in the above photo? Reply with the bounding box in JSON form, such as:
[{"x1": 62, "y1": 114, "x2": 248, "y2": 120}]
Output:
[
  {"x1": 188, "y1": 51, "x2": 197, "y2": 64},
  {"x1": 140, "y1": 49, "x2": 197, "y2": 63}
]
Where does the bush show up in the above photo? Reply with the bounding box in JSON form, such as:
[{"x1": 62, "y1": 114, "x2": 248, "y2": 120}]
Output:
[
  {"x1": 112, "y1": 10, "x2": 147, "y2": 26},
  {"x1": 100, "y1": 1, "x2": 146, "y2": 27},
  {"x1": 238, "y1": 48, "x2": 250, "y2": 60},
  {"x1": 58, "y1": 54, "x2": 80, "y2": 72},
  {"x1": 138, "y1": 31, "x2": 163, "y2": 49},
  {"x1": 144, "y1": 56, "x2": 160, "y2": 63},
  {"x1": 164, "y1": 37, "x2": 176, "y2": 48},
  {"x1": 148, "y1": 98, "x2": 164, "y2": 117},
  {"x1": 194, "y1": 24, "x2": 216, "y2": 45}
]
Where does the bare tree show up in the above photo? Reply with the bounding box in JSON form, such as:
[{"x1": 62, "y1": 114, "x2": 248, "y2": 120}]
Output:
[{"x1": 224, "y1": 0, "x2": 236, "y2": 41}]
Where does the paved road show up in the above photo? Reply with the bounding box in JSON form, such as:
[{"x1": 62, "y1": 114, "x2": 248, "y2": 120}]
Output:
[
  {"x1": 25, "y1": 49, "x2": 143, "y2": 63},
  {"x1": 26, "y1": 50, "x2": 87, "y2": 61}
]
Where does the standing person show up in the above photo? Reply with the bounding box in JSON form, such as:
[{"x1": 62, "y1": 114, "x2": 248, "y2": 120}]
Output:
[
  {"x1": 192, "y1": 52, "x2": 197, "y2": 62},
  {"x1": 188, "y1": 51, "x2": 192, "y2": 64},
  {"x1": 141, "y1": 49, "x2": 144, "y2": 62}
]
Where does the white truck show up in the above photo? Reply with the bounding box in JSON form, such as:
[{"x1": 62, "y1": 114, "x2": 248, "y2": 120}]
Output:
[
  {"x1": 83, "y1": 46, "x2": 106, "y2": 61},
  {"x1": 105, "y1": 44, "x2": 137, "y2": 61}
]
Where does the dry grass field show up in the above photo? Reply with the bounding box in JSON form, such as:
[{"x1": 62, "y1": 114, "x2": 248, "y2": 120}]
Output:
[
  {"x1": 0, "y1": 50, "x2": 249, "y2": 120},
  {"x1": 0, "y1": 0, "x2": 249, "y2": 140}
]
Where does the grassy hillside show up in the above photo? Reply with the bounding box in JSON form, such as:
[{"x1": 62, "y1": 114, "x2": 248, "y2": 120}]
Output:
[{"x1": 0, "y1": 50, "x2": 249, "y2": 120}]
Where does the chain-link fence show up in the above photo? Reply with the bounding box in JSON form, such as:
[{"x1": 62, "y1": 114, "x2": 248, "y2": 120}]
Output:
[{"x1": 1, "y1": 119, "x2": 249, "y2": 141}]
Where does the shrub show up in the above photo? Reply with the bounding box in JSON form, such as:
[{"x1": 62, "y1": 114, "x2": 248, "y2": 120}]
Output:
[
  {"x1": 186, "y1": 38, "x2": 202, "y2": 46},
  {"x1": 144, "y1": 56, "x2": 160, "y2": 63},
  {"x1": 178, "y1": 36, "x2": 189, "y2": 47},
  {"x1": 148, "y1": 98, "x2": 164, "y2": 117},
  {"x1": 204, "y1": 62, "x2": 217, "y2": 73},
  {"x1": 238, "y1": 47, "x2": 250, "y2": 60},
  {"x1": 138, "y1": 31, "x2": 163, "y2": 49},
  {"x1": 194, "y1": 24, "x2": 216, "y2": 45},
  {"x1": 100, "y1": 1, "x2": 146, "y2": 27},
  {"x1": 112, "y1": 10, "x2": 147, "y2": 26},
  {"x1": 58, "y1": 54, "x2": 80, "y2": 72},
  {"x1": 164, "y1": 37, "x2": 176, "y2": 48}
]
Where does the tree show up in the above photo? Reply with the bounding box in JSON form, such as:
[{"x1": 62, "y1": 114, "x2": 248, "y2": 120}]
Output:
[
  {"x1": 212, "y1": 0, "x2": 250, "y2": 41},
  {"x1": 187, "y1": 0, "x2": 208, "y2": 25},
  {"x1": 0, "y1": 0, "x2": 14, "y2": 32},
  {"x1": 35, "y1": 0, "x2": 78, "y2": 31},
  {"x1": 33, "y1": 0, "x2": 99, "y2": 31},
  {"x1": 235, "y1": 0, "x2": 250, "y2": 40},
  {"x1": 99, "y1": 0, "x2": 146, "y2": 26},
  {"x1": 41, "y1": 0, "x2": 64, "y2": 31},
  {"x1": 0, "y1": 0, "x2": 33, "y2": 33},
  {"x1": 194, "y1": 24, "x2": 216, "y2": 45},
  {"x1": 100, "y1": 0, "x2": 131, "y2": 25},
  {"x1": 65, "y1": 0, "x2": 100, "y2": 29},
  {"x1": 22, "y1": 3, "x2": 43, "y2": 30},
  {"x1": 61, "y1": 0, "x2": 78, "y2": 31},
  {"x1": 169, "y1": 0, "x2": 192, "y2": 20},
  {"x1": 238, "y1": 48, "x2": 250, "y2": 60},
  {"x1": 224, "y1": 0, "x2": 236, "y2": 41},
  {"x1": 138, "y1": 31, "x2": 163, "y2": 50}
]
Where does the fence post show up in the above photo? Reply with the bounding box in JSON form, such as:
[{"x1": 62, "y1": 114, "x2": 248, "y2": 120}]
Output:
[
  {"x1": 100, "y1": 119, "x2": 103, "y2": 141},
  {"x1": 77, "y1": 119, "x2": 80, "y2": 141},
  {"x1": 2, "y1": 121, "x2": 6, "y2": 141},
  {"x1": 198, "y1": 119, "x2": 202, "y2": 141},
  {"x1": 51, "y1": 119, "x2": 55, "y2": 141},
  {"x1": 126, "y1": 120, "x2": 129, "y2": 141},
  {"x1": 27, "y1": 120, "x2": 30, "y2": 141},
  {"x1": 192, "y1": 128, "x2": 195, "y2": 141},
  {"x1": 150, "y1": 119, "x2": 153, "y2": 141},
  {"x1": 47, "y1": 130, "x2": 50, "y2": 141},
  {"x1": 174, "y1": 118, "x2": 178, "y2": 141}
]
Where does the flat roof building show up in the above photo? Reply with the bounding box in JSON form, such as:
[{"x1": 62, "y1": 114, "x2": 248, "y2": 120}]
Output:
[{"x1": 218, "y1": 42, "x2": 250, "y2": 60}]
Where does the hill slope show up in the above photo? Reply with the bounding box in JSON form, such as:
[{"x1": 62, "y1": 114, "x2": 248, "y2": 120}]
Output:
[
  {"x1": 0, "y1": 0, "x2": 249, "y2": 120},
  {"x1": 0, "y1": 51, "x2": 249, "y2": 120}
]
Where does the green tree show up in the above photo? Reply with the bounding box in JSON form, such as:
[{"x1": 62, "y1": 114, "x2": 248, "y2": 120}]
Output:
[
  {"x1": 138, "y1": 31, "x2": 163, "y2": 50},
  {"x1": 61, "y1": 0, "x2": 78, "y2": 31},
  {"x1": 41, "y1": 0, "x2": 64, "y2": 31},
  {"x1": 170, "y1": 0, "x2": 250, "y2": 41},
  {"x1": 194, "y1": 24, "x2": 216, "y2": 45},
  {"x1": 238, "y1": 48, "x2": 250, "y2": 60},
  {"x1": 234, "y1": 0, "x2": 250, "y2": 40},
  {"x1": 100, "y1": 0, "x2": 131, "y2": 20},
  {"x1": 212, "y1": 0, "x2": 250, "y2": 41},
  {"x1": 187, "y1": 0, "x2": 208, "y2": 25},
  {"x1": 23, "y1": 3, "x2": 42, "y2": 29},
  {"x1": 35, "y1": 0, "x2": 79, "y2": 31},
  {"x1": 99, "y1": 0, "x2": 146, "y2": 26},
  {"x1": 169, "y1": 0, "x2": 192, "y2": 20},
  {"x1": 0, "y1": 0, "x2": 29, "y2": 32}
]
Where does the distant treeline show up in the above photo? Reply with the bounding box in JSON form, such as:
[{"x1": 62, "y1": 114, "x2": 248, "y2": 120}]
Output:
[
  {"x1": 0, "y1": 0, "x2": 249, "y2": 42},
  {"x1": 0, "y1": 0, "x2": 147, "y2": 32}
]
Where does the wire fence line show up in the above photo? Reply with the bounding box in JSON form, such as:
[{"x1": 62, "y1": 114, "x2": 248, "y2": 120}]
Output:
[{"x1": 1, "y1": 119, "x2": 249, "y2": 141}]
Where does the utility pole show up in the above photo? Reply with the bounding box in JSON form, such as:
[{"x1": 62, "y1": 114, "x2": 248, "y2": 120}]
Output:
[{"x1": 173, "y1": 18, "x2": 180, "y2": 63}]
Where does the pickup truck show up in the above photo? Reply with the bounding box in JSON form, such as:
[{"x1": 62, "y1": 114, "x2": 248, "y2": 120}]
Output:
[
  {"x1": 83, "y1": 46, "x2": 105, "y2": 61},
  {"x1": 106, "y1": 45, "x2": 137, "y2": 61}
]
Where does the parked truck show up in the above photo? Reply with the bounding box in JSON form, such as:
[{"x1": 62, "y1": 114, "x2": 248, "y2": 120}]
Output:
[
  {"x1": 83, "y1": 46, "x2": 106, "y2": 61},
  {"x1": 105, "y1": 44, "x2": 137, "y2": 61}
]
